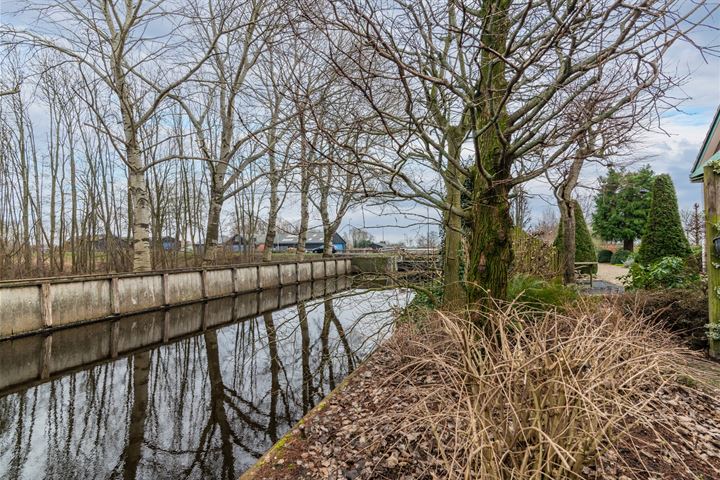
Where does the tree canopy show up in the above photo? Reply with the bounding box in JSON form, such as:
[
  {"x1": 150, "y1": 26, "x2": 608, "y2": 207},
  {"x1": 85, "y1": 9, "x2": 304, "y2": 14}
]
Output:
[
  {"x1": 592, "y1": 166, "x2": 655, "y2": 250},
  {"x1": 637, "y1": 174, "x2": 691, "y2": 265}
]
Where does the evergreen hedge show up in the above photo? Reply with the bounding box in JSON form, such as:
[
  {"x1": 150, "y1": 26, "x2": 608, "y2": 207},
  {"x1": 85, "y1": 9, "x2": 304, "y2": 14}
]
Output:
[
  {"x1": 597, "y1": 249, "x2": 613, "y2": 263},
  {"x1": 554, "y1": 201, "x2": 597, "y2": 273},
  {"x1": 637, "y1": 174, "x2": 691, "y2": 265},
  {"x1": 610, "y1": 249, "x2": 632, "y2": 265}
]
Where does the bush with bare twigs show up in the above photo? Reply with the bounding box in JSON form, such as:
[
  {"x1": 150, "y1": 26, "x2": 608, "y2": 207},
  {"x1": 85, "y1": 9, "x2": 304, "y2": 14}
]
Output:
[{"x1": 392, "y1": 300, "x2": 688, "y2": 479}]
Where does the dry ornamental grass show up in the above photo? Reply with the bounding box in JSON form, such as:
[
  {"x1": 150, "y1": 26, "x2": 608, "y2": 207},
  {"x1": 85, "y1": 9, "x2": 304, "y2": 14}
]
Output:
[{"x1": 388, "y1": 300, "x2": 703, "y2": 479}]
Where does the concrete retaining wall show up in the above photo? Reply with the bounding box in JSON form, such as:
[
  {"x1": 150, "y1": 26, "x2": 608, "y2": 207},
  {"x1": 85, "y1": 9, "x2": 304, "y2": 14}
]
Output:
[
  {"x1": 0, "y1": 276, "x2": 350, "y2": 395},
  {"x1": 350, "y1": 255, "x2": 398, "y2": 273},
  {"x1": 0, "y1": 258, "x2": 351, "y2": 339}
]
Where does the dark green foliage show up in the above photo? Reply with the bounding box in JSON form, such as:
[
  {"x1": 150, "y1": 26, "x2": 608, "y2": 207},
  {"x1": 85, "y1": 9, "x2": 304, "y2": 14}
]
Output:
[
  {"x1": 592, "y1": 166, "x2": 654, "y2": 245},
  {"x1": 553, "y1": 201, "x2": 597, "y2": 273},
  {"x1": 597, "y1": 249, "x2": 613, "y2": 263},
  {"x1": 610, "y1": 249, "x2": 632, "y2": 265},
  {"x1": 507, "y1": 274, "x2": 578, "y2": 311},
  {"x1": 637, "y1": 174, "x2": 691, "y2": 265},
  {"x1": 616, "y1": 289, "x2": 708, "y2": 349},
  {"x1": 621, "y1": 256, "x2": 700, "y2": 290}
]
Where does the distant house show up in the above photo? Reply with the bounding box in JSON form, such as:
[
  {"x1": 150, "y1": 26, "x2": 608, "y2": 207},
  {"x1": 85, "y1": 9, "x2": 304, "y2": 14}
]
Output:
[
  {"x1": 272, "y1": 229, "x2": 347, "y2": 252},
  {"x1": 223, "y1": 233, "x2": 259, "y2": 253},
  {"x1": 75, "y1": 234, "x2": 128, "y2": 252},
  {"x1": 160, "y1": 236, "x2": 178, "y2": 251}
]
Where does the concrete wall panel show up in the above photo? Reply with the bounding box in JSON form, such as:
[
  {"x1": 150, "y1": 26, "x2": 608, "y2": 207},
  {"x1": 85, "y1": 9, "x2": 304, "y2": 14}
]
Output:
[
  {"x1": 52, "y1": 280, "x2": 112, "y2": 326},
  {"x1": 167, "y1": 272, "x2": 203, "y2": 304},
  {"x1": 0, "y1": 286, "x2": 43, "y2": 337},
  {"x1": 236, "y1": 267, "x2": 258, "y2": 293},
  {"x1": 259, "y1": 265, "x2": 279, "y2": 289},
  {"x1": 325, "y1": 260, "x2": 336, "y2": 277},
  {"x1": 312, "y1": 262, "x2": 325, "y2": 280},
  {"x1": 206, "y1": 269, "x2": 234, "y2": 297},
  {"x1": 280, "y1": 264, "x2": 296, "y2": 285},
  {"x1": 0, "y1": 258, "x2": 349, "y2": 338},
  {"x1": 118, "y1": 275, "x2": 163, "y2": 314},
  {"x1": 297, "y1": 263, "x2": 312, "y2": 283}
]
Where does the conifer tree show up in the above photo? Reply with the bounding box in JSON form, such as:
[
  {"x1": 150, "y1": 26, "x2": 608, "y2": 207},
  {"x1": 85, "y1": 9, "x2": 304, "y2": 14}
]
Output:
[{"x1": 637, "y1": 174, "x2": 690, "y2": 265}]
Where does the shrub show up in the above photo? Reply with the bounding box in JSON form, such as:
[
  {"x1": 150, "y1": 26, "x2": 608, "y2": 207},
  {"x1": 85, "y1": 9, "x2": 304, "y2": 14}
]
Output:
[
  {"x1": 553, "y1": 201, "x2": 597, "y2": 273},
  {"x1": 610, "y1": 249, "x2": 632, "y2": 264},
  {"x1": 510, "y1": 228, "x2": 560, "y2": 280},
  {"x1": 507, "y1": 274, "x2": 578, "y2": 310},
  {"x1": 614, "y1": 289, "x2": 708, "y2": 349},
  {"x1": 637, "y1": 174, "x2": 691, "y2": 264},
  {"x1": 621, "y1": 256, "x2": 700, "y2": 290},
  {"x1": 400, "y1": 300, "x2": 685, "y2": 479},
  {"x1": 597, "y1": 249, "x2": 613, "y2": 263}
]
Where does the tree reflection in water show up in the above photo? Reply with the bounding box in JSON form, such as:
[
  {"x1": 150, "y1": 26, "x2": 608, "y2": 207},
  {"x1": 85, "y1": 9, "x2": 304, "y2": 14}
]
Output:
[{"x1": 0, "y1": 288, "x2": 410, "y2": 479}]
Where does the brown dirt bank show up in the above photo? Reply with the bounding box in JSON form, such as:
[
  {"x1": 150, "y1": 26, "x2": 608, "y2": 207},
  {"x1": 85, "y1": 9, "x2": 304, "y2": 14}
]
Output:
[{"x1": 242, "y1": 324, "x2": 720, "y2": 480}]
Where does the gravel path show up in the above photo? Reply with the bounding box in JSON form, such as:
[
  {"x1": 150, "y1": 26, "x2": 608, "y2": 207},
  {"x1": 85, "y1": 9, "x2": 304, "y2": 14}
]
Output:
[{"x1": 595, "y1": 263, "x2": 629, "y2": 286}]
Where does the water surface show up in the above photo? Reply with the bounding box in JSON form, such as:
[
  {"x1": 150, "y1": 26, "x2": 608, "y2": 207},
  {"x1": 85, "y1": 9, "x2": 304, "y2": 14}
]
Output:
[{"x1": 0, "y1": 283, "x2": 410, "y2": 479}]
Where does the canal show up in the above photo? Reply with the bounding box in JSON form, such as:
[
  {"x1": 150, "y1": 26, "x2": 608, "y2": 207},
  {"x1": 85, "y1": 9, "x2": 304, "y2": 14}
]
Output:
[{"x1": 0, "y1": 280, "x2": 411, "y2": 479}]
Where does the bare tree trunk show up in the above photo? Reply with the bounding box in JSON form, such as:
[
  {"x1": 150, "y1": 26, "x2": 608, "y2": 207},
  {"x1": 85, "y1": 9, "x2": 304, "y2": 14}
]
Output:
[
  {"x1": 262, "y1": 162, "x2": 279, "y2": 262},
  {"x1": 127, "y1": 145, "x2": 152, "y2": 272},
  {"x1": 442, "y1": 127, "x2": 466, "y2": 307},
  {"x1": 556, "y1": 155, "x2": 584, "y2": 284},
  {"x1": 297, "y1": 126, "x2": 311, "y2": 259}
]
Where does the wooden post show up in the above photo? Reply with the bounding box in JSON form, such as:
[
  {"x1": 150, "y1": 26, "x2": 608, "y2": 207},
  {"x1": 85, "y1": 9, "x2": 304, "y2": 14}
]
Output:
[
  {"x1": 40, "y1": 283, "x2": 53, "y2": 328},
  {"x1": 704, "y1": 165, "x2": 720, "y2": 359}
]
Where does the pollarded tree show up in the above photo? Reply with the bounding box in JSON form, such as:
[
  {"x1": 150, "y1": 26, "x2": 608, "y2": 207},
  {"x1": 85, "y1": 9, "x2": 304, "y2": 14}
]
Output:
[
  {"x1": 554, "y1": 201, "x2": 597, "y2": 276},
  {"x1": 637, "y1": 174, "x2": 691, "y2": 265},
  {"x1": 593, "y1": 167, "x2": 655, "y2": 252}
]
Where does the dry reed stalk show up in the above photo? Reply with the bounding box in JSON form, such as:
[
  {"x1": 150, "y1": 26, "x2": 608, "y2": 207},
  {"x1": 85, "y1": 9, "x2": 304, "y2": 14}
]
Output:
[{"x1": 386, "y1": 298, "x2": 693, "y2": 479}]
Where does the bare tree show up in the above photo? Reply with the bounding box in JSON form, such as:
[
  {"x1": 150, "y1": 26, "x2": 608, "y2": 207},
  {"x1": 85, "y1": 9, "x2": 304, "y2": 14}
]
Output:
[
  {"x1": 6, "y1": 0, "x2": 234, "y2": 271},
  {"x1": 314, "y1": 0, "x2": 714, "y2": 305}
]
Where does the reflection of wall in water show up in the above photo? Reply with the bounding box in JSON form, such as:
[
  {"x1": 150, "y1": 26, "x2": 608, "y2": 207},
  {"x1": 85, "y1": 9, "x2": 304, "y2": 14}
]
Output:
[
  {"x1": 0, "y1": 278, "x2": 350, "y2": 394},
  {"x1": 0, "y1": 283, "x2": 407, "y2": 480}
]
